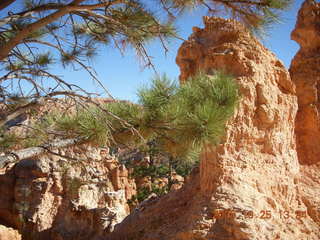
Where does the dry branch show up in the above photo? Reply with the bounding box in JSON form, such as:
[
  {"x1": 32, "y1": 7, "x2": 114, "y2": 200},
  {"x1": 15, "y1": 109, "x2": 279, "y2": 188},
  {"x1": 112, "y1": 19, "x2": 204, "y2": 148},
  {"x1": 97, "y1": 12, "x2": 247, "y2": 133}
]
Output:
[{"x1": 0, "y1": 137, "x2": 81, "y2": 168}]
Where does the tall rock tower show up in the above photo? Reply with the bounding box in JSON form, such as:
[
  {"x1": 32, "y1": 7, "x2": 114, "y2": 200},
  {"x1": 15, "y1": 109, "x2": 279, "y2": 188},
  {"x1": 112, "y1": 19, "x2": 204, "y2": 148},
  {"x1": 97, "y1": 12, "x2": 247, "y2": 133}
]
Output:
[{"x1": 289, "y1": 0, "x2": 320, "y2": 165}]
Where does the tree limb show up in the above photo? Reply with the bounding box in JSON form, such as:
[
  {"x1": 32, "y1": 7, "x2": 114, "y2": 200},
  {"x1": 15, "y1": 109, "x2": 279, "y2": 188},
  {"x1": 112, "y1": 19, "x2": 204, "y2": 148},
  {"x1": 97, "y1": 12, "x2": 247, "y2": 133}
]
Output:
[
  {"x1": 0, "y1": 0, "x2": 85, "y2": 61},
  {"x1": 14, "y1": 1, "x2": 123, "y2": 16},
  {"x1": 0, "y1": 0, "x2": 16, "y2": 11},
  {"x1": 0, "y1": 0, "x2": 131, "y2": 61},
  {"x1": 0, "y1": 11, "x2": 34, "y2": 27},
  {"x1": 0, "y1": 138, "x2": 82, "y2": 168},
  {"x1": 214, "y1": 0, "x2": 270, "y2": 7}
]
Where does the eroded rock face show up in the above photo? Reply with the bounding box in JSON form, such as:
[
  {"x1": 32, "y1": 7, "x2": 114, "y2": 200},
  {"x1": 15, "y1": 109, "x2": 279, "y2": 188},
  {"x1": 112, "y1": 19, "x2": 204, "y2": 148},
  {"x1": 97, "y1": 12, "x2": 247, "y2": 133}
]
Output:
[
  {"x1": 108, "y1": 17, "x2": 320, "y2": 240},
  {"x1": 289, "y1": 0, "x2": 320, "y2": 165},
  {"x1": 289, "y1": 0, "x2": 320, "y2": 233},
  {"x1": 0, "y1": 146, "x2": 136, "y2": 240},
  {"x1": 0, "y1": 225, "x2": 21, "y2": 240}
]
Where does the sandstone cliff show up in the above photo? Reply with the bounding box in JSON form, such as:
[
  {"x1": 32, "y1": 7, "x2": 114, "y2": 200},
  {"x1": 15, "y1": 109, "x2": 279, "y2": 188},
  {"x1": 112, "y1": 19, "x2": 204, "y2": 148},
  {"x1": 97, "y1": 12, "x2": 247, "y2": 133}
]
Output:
[{"x1": 108, "y1": 14, "x2": 320, "y2": 240}]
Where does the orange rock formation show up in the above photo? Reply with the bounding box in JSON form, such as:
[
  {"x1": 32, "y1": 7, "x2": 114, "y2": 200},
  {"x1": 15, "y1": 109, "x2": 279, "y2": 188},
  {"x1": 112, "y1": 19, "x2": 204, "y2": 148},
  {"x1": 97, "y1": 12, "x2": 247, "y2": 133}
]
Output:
[
  {"x1": 290, "y1": 0, "x2": 320, "y2": 233},
  {"x1": 290, "y1": 0, "x2": 320, "y2": 165},
  {"x1": 0, "y1": 145, "x2": 136, "y2": 240},
  {"x1": 108, "y1": 10, "x2": 320, "y2": 240}
]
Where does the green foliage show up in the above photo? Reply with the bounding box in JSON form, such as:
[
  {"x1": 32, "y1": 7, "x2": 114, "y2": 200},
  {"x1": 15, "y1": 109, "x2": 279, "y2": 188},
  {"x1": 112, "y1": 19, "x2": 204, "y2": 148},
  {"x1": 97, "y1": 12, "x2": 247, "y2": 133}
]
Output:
[
  {"x1": 1, "y1": 71, "x2": 239, "y2": 177},
  {"x1": 172, "y1": 148, "x2": 200, "y2": 177},
  {"x1": 5, "y1": 61, "x2": 25, "y2": 71},
  {"x1": 22, "y1": 137, "x2": 42, "y2": 148},
  {"x1": 34, "y1": 52, "x2": 54, "y2": 67},
  {"x1": 0, "y1": 129, "x2": 19, "y2": 151},
  {"x1": 136, "y1": 187, "x2": 151, "y2": 202},
  {"x1": 4, "y1": 51, "x2": 53, "y2": 71},
  {"x1": 166, "y1": 72, "x2": 239, "y2": 155},
  {"x1": 107, "y1": 5, "x2": 176, "y2": 43},
  {"x1": 21, "y1": 116, "x2": 54, "y2": 148},
  {"x1": 107, "y1": 101, "x2": 143, "y2": 128},
  {"x1": 163, "y1": 0, "x2": 292, "y2": 30},
  {"x1": 0, "y1": 0, "x2": 182, "y2": 102},
  {"x1": 0, "y1": 31, "x2": 16, "y2": 45},
  {"x1": 131, "y1": 164, "x2": 169, "y2": 179},
  {"x1": 235, "y1": 0, "x2": 293, "y2": 37},
  {"x1": 138, "y1": 74, "x2": 177, "y2": 122},
  {"x1": 20, "y1": 107, "x2": 112, "y2": 148},
  {"x1": 17, "y1": 71, "x2": 238, "y2": 155},
  {"x1": 60, "y1": 50, "x2": 82, "y2": 66},
  {"x1": 53, "y1": 109, "x2": 111, "y2": 146},
  {"x1": 5, "y1": 94, "x2": 29, "y2": 110},
  {"x1": 174, "y1": 161, "x2": 197, "y2": 177},
  {"x1": 4, "y1": 18, "x2": 48, "y2": 42},
  {"x1": 129, "y1": 184, "x2": 168, "y2": 204},
  {"x1": 104, "y1": 71, "x2": 239, "y2": 158},
  {"x1": 2, "y1": 71, "x2": 237, "y2": 205},
  {"x1": 146, "y1": 72, "x2": 238, "y2": 157},
  {"x1": 122, "y1": 71, "x2": 239, "y2": 203}
]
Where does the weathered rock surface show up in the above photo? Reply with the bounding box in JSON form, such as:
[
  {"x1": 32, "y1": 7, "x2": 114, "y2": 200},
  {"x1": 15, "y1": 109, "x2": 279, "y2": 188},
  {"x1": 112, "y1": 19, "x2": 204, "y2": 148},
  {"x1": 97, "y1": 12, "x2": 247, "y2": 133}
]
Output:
[
  {"x1": 289, "y1": 0, "x2": 320, "y2": 234},
  {"x1": 0, "y1": 225, "x2": 21, "y2": 240},
  {"x1": 289, "y1": 0, "x2": 320, "y2": 165},
  {"x1": 0, "y1": 145, "x2": 136, "y2": 240},
  {"x1": 108, "y1": 15, "x2": 320, "y2": 240}
]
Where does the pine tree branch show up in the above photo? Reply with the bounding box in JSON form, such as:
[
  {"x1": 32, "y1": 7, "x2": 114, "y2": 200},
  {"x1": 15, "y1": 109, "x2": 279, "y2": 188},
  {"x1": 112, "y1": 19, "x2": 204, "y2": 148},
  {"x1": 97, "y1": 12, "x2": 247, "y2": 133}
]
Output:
[
  {"x1": 0, "y1": 0, "x2": 86, "y2": 61},
  {"x1": 0, "y1": 90, "x2": 144, "y2": 142},
  {"x1": 0, "y1": 137, "x2": 82, "y2": 168},
  {"x1": 219, "y1": 0, "x2": 260, "y2": 24},
  {"x1": 13, "y1": 0, "x2": 125, "y2": 17},
  {"x1": 0, "y1": 0, "x2": 128, "y2": 30},
  {"x1": 0, "y1": 0, "x2": 16, "y2": 11},
  {"x1": 213, "y1": 0, "x2": 271, "y2": 7},
  {"x1": 0, "y1": 11, "x2": 34, "y2": 27},
  {"x1": 24, "y1": 39, "x2": 66, "y2": 55},
  {"x1": 75, "y1": 10, "x2": 130, "y2": 31}
]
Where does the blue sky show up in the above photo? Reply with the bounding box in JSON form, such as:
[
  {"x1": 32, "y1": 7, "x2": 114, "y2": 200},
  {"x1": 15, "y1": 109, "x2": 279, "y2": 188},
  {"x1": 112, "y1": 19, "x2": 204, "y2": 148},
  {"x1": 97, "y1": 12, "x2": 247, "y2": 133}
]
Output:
[{"x1": 49, "y1": 0, "x2": 304, "y2": 102}]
